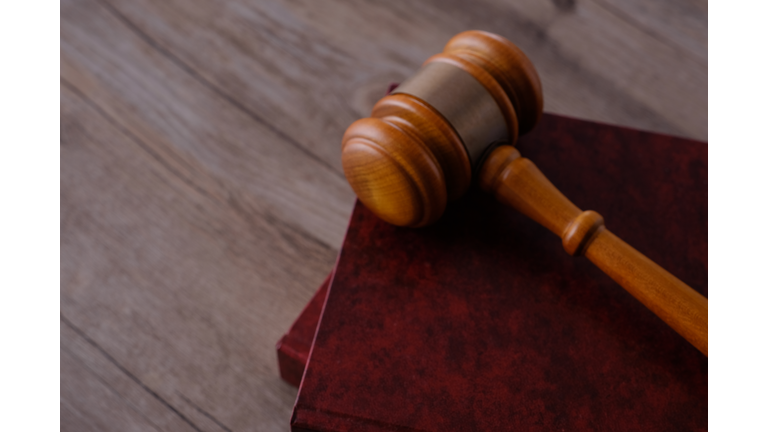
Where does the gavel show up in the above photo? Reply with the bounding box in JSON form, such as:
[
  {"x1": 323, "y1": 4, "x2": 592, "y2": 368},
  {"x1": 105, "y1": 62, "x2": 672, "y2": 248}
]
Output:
[{"x1": 340, "y1": 30, "x2": 707, "y2": 356}]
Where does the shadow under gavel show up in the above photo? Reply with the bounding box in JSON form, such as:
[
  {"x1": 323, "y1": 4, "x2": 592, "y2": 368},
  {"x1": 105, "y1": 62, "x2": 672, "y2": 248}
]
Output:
[{"x1": 340, "y1": 30, "x2": 707, "y2": 356}]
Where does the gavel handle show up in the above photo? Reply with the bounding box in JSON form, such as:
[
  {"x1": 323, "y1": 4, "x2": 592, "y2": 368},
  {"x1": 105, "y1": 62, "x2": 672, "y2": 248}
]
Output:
[{"x1": 479, "y1": 146, "x2": 708, "y2": 355}]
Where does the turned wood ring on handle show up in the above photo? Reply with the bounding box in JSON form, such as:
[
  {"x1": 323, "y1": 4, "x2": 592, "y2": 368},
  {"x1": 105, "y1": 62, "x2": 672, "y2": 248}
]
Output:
[{"x1": 340, "y1": 30, "x2": 707, "y2": 356}]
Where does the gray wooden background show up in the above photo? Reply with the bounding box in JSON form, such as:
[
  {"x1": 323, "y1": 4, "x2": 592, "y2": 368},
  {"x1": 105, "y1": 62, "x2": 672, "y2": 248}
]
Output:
[{"x1": 60, "y1": 0, "x2": 707, "y2": 430}]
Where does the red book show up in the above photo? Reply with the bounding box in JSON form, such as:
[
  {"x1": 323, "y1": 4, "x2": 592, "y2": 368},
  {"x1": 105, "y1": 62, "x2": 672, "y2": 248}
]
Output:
[
  {"x1": 289, "y1": 113, "x2": 707, "y2": 431},
  {"x1": 276, "y1": 273, "x2": 331, "y2": 387}
]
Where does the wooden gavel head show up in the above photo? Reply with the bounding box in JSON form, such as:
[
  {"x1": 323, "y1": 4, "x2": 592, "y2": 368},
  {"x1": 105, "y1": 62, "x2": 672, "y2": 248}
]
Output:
[{"x1": 341, "y1": 30, "x2": 543, "y2": 227}]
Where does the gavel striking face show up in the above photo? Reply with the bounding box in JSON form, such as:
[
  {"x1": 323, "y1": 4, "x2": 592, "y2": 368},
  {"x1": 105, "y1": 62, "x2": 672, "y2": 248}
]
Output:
[
  {"x1": 340, "y1": 31, "x2": 707, "y2": 356},
  {"x1": 342, "y1": 30, "x2": 542, "y2": 227}
]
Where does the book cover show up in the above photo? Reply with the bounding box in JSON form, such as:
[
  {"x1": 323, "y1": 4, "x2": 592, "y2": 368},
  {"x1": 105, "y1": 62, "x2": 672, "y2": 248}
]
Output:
[
  {"x1": 276, "y1": 273, "x2": 331, "y2": 387},
  {"x1": 292, "y1": 113, "x2": 707, "y2": 431},
  {"x1": 277, "y1": 274, "x2": 329, "y2": 387}
]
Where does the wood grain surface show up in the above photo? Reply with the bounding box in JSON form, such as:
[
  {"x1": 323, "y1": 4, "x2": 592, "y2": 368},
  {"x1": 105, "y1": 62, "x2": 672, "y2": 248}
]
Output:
[
  {"x1": 479, "y1": 146, "x2": 707, "y2": 355},
  {"x1": 60, "y1": 0, "x2": 707, "y2": 430}
]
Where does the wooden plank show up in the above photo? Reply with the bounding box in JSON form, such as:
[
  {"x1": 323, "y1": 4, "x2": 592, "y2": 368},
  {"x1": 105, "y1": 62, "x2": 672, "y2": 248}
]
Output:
[
  {"x1": 60, "y1": 61, "x2": 335, "y2": 430},
  {"x1": 97, "y1": 0, "x2": 706, "y2": 151},
  {"x1": 61, "y1": 318, "x2": 200, "y2": 432},
  {"x1": 492, "y1": 0, "x2": 707, "y2": 139},
  {"x1": 61, "y1": 0, "x2": 354, "y2": 250},
  {"x1": 589, "y1": 0, "x2": 707, "y2": 62}
]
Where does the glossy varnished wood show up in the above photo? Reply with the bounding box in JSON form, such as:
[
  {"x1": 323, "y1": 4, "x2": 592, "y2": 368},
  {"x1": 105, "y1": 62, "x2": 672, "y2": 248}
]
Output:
[
  {"x1": 342, "y1": 110, "x2": 450, "y2": 227},
  {"x1": 342, "y1": 31, "x2": 541, "y2": 228},
  {"x1": 60, "y1": 0, "x2": 706, "y2": 429},
  {"x1": 373, "y1": 94, "x2": 472, "y2": 202},
  {"x1": 479, "y1": 146, "x2": 708, "y2": 354}
]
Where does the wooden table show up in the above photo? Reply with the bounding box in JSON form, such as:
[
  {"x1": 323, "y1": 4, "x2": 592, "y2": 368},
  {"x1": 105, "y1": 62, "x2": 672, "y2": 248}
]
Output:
[{"x1": 60, "y1": 0, "x2": 706, "y2": 430}]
